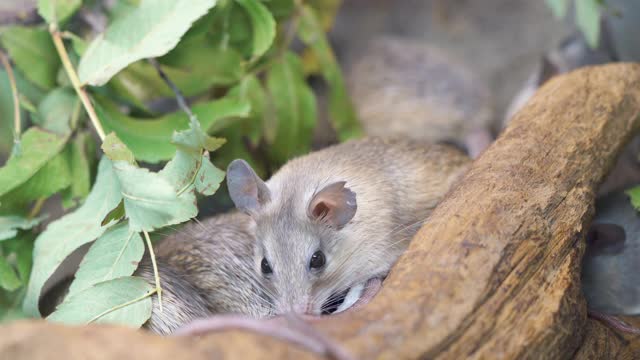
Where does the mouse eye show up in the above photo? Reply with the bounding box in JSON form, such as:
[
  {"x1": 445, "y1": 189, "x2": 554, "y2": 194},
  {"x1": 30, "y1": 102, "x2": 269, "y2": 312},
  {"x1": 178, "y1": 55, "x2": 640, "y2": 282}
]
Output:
[
  {"x1": 309, "y1": 250, "x2": 326, "y2": 269},
  {"x1": 261, "y1": 257, "x2": 273, "y2": 275}
]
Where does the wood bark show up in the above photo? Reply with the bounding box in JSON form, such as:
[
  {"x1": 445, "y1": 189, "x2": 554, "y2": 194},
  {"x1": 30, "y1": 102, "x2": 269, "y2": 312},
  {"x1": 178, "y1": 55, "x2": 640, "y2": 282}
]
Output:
[{"x1": 2, "y1": 63, "x2": 640, "y2": 359}]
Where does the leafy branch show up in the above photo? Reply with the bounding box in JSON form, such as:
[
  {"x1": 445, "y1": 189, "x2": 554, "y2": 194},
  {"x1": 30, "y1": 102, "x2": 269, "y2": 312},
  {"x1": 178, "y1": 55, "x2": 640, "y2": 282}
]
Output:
[{"x1": 0, "y1": 0, "x2": 360, "y2": 327}]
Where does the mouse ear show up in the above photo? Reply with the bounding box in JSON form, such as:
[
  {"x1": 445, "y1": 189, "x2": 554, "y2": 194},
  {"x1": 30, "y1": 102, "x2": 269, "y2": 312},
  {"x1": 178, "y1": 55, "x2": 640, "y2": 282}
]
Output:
[
  {"x1": 308, "y1": 181, "x2": 357, "y2": 229},
  {"x1": 227, "y1": 159, "x2": 271, "y2": 214},
  {"x1": 586, "y1": 223, "x2": 626, "y2": 255}
]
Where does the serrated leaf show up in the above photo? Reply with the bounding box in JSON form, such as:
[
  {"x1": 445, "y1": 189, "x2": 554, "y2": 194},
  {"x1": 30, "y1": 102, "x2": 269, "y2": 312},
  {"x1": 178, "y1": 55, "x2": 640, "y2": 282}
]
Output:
[
  {"x1": 107, "y1": 159, "x2": 197, "y2": 232},
  {"x1": 0, "y1": 26, "x2": 61, "y2": 90},
  {"x1": 172, "y1": 119, "x2": 226, "y2": 154},
  {"x1": 236, "y1": 0, "x2": 276, "y2": 59},
  {"x1": 94, "y1": 95, "x2": 250, "y2": 163},
  {"x1": 546, "y1": 0, "x2": 570, "y2": 18},
  {"x1": 0, "y1": 128, "x2": 68, "y2": 199},
  {"x1": 36, "y1": 88, "x2": 77, "y2": 135},
  {"x1": 298, "y1": 5, "x2": 362, "y2": 141},
  {"x1": 47, "y1": 276, "x2": 153, "y2": 327},
  {"x1": 195, "y1": 152, "x2": 225, "y2": 196},
  {"x1": 102, "y1": 133, "x2": 135, "y2": 164},
  {"x1": 38, "y1": 0, "x2": 82, "y2": 24},
  {"x1": 23, "y1": 157, "x2": 123, "y2": 316},
  {"x1": 67, "y1": 222, "x2": 144, "y2": 296},
  {"x1": 0, "y1": 216, "x2": 42, "y2": 241},
  {"x1": 0, "y1": 256, "x2": 21, "y2": 291},
  {"x1": 78, "y1": 0, "x2": 218, "y2": 86},
  {"x1": 576, "y1": 0, "x2": 602, "y2": 48},
  {"x1": 266, "y1": 52, "x2": 317, "y2": 163}
]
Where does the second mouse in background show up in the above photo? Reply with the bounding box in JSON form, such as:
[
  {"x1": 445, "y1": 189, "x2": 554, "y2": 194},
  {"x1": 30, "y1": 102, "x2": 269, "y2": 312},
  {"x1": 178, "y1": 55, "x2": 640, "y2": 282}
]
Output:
[{"x1": 346, "y1": 36, "x2": 495, "y2": 159}]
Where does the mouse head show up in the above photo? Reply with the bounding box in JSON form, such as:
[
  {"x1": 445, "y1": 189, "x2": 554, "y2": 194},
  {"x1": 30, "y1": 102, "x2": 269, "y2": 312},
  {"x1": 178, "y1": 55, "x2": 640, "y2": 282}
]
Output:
[{"x1": 226, "y1": 159, "x2": 358, "y2": 315}]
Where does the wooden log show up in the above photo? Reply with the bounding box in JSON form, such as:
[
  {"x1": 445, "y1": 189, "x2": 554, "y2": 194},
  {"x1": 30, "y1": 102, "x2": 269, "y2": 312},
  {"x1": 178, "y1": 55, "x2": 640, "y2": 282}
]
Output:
[{"x1": 2, "y1": 63, "x2": 640, "y2": 359}]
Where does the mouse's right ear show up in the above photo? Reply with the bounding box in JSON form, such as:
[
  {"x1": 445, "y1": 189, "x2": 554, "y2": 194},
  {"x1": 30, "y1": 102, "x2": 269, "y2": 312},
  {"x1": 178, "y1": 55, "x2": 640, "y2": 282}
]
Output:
[{"x1": 226, "y1": 159, "x2": 271, "y2": 215}]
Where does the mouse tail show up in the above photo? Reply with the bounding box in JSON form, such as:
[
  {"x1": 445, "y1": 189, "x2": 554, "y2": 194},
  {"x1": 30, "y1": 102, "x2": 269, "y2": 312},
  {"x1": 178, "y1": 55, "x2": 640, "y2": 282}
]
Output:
[{"x1": 588, "y1": 310, "x2": 640, "y2": 335}]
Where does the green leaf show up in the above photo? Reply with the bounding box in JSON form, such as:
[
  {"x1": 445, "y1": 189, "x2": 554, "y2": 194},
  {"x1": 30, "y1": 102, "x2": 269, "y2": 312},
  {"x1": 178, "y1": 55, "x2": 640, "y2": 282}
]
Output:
[
  {"x1": 0, "y1": 26, "x2": 61, "y2": 90},
  {"x1": 0, "y1": 128, "x2": 68, "y2": 199},
  {"x1": 47, "y1": 276, "x2": 153, "y2": 327},
  {"x1": 36, "y1": 88, "x2": 77, "y2": 135},
  {"x1": 171, "y1": 119, "x2": 226, "y2": 154},
  {"x1": 195, "y1": 152, "x2": 225, "y2": 196},
  {"x1": 546, "y1": 0, "x2": 570, "y2": 18},
  {"x1": 575, "y1": 0, "x2": 602, "y2": 48},
  {"x1": 159, "y1": 34, "x2": 245, "y2": 86},
  {"x1": 62, "y1": 132, "x2": 94, "y2": 207},
  {"x1": 0, "y1": 216, "x2": 42, "y2": 241},
  {"x1": 102, "y1": 133, "x2": 135, "y2": 164},
  {"x1": 23, "y1": 157, "x2": 123, "y2": 316},
  {"x1": 3, "y1": 233, "x2": 35, "y2": 284},
  {"x1": 228, "y1": 74, "x2": 270, "y2": 145},
  {"x1": 298, "y1": 5, "x2": 362, "y2": 140},
  {"x1": 626, "y1": 186, "x2": 640, "y2": 210},
  {"x1": 0, "y1": 150, "x2": 72, "y2": 210},
  {"x1": 101, "y1": 200, "x2": 125, "y2": 226},
  {"x1": 38, "y1": 0, "x2": 82, "y2": 24},
  {"x1": 95, "y1": 95, "x2": 250, "y2": 163},
  {"x1": 67, "y1": 222, "x2": 144, "y2": 296},
  {"x1": 115, "y1": 159, "x2": 197, "y2": 232},
  {"x1": 266, "y1": 52, "x2": 317, "y2": 163},
  {"x1": 236, "y1": 0, "x2": 276, "y2": 59},
  {"x1": 0, "y1": 256, "x2": 21, "y2": 291},
  {"x1": 0, "y1": 69, "x2": 45, "y2": 154},
  {"x1": 78, "y1": 0, "x2": 218, "y2": 86},
  {"x1": 103, "y1": 143, "x2": 197, "y2": 231}
]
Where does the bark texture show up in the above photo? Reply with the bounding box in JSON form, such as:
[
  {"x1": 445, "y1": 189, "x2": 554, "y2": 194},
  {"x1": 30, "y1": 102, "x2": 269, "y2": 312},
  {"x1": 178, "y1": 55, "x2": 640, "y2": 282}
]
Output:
[{"x1": 2, "y1": 63, "x2": 640, "y2": 359}]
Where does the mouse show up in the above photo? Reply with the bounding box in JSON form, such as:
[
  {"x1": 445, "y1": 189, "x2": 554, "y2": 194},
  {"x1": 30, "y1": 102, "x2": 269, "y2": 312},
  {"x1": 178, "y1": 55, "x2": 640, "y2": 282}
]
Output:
[
  {"x1": 582, "y1": 190, "x2": 640, "y2": 316},
  {"x1": 226, "y1": 136, "x2": 470, "y2": 315},
  {"x1": 136, "y1": 211, "x2": 273, "y2": 335},
  {"x1": 346, "y1": 36, "x2": 495, "y2": 158}
]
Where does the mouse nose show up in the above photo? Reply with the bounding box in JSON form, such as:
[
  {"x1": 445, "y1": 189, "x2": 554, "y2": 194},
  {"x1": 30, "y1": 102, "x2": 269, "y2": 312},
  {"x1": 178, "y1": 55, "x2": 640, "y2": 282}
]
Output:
[{"x1": 292, "y1": 302, "x2": 311, "y2": 314}]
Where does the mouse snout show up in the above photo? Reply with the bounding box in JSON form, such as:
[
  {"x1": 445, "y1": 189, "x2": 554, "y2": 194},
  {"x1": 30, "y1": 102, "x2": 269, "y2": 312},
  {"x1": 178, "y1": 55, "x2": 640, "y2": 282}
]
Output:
[{"x1": 276, "y1": 295, "x2": 313, "y2": 315}]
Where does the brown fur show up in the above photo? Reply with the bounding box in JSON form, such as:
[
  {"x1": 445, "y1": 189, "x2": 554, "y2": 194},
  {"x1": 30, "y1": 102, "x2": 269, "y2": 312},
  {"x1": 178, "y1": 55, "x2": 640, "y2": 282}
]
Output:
[{"x1": 235, "y1": 137, "x2": 471, "y2": 314}]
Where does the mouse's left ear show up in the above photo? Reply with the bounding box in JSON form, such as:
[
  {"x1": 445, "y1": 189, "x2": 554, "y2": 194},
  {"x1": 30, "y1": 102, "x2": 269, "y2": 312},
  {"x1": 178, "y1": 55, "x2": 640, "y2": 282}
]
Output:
[
  {"x1": 308, "y1": 181, "x2": 357, "y2": 229},
  {"x1": 227, "y1": 159, "x2": 271, "y2": 215}
]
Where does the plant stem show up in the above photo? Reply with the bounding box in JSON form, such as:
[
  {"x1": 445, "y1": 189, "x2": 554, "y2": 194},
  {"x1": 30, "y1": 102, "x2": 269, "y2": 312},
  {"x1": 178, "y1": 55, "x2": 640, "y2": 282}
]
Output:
[
  {"x1": 28, "y1": 198, "x2": 45, "y2": 219},
  {"x1": 86, "y1": 288, "x2": 157, "y2": 324},
  {"x1": 0, "y1": 51, "x2": 21, "y2": 149},
  {"x1": 148, "y1": 58, "x2": 194, "y2": 120},
  {"x1": 143, "y1": 230, "x2": 163, "y2": 312},
  {"x1": 49, "y1": 24, "x2": 106, "y2": 141}
]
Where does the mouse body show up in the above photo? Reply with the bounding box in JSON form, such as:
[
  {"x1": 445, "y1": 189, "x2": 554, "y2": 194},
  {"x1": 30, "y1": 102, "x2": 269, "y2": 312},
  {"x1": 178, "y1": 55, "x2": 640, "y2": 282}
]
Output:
[
  {"x1": 582, "y1": 190, "x2": 640, "y2": 315},
  {"x1": 346, "y1": 37, "x2": 494, "y2": 158},
  {"x1": 227, "y1": 137, "x2": 470, "y2": 315}
]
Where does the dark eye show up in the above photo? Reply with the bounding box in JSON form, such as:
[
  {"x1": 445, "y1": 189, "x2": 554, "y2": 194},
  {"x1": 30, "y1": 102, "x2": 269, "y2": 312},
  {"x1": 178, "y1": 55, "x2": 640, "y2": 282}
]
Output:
[
  {"x1": 261, "y1": 258, "x2": 272, "y2": 274},
  {"x1": 309, "y1": 250, "x2": 326, "y2": 269}
]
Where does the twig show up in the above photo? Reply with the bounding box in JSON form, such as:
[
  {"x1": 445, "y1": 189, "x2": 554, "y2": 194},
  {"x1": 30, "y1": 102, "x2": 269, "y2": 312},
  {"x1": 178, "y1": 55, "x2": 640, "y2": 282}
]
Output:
[
  {"x1": 49, "y1": 24, "x2": 106, "y2": 141},
  {"x1": 28, "y1": 198, "x2": 46, "y2": 219},
  {"x1": 148, "y1": 58, "x2": 194, "y2": 120},
  {"x1": 143, "y1": 231, "x2": 163, "y2": 312},
  {"x1": 87, "y1": 288, "x2": 157, "y2": 324},
  {"x1": 0, "y1": 51, "x2": 21, "y2": 151}
]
